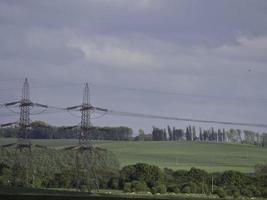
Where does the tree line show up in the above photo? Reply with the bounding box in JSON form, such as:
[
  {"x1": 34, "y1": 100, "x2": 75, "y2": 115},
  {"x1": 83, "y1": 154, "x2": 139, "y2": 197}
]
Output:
[
  {"x1": 144, "y1": 126, "x2": 267, "y2": 147},
  {"x1": 0, "y1": 121, "x2": 133, "y2": 141},
  {"x1": 1, "y1": 121, "x2": 267, "y2": 147}
]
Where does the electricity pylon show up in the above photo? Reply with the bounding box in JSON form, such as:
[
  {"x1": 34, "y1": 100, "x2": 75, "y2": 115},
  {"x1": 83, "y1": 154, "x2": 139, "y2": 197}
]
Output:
[
  {"x1": 66, "y1": 83, "x2": 107, "y2": 146},
  {"x1": 80, "y1": 83, "x2": 91, "y2": 144},
  {"x1": 1, "y1": 78, "x2": 48, "y2": 149},
  {"x1": 65, "y1": 83, "x2": 108, "y2": 191},
  {"x1": 17, "y1": 78, "x2": 31, "y2": 151},
  {"x1": 0, "y1": 78, "x2": 48, "y2": 186}
]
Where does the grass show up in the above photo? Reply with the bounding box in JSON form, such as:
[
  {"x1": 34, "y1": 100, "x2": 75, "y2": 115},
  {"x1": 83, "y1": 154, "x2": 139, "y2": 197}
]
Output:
[
  {"x1": 1, "y1": 187, "x2": 267, "y2": 200},
  {"x1": 0, "y1": 187, "x2": 231, "y2": 200},
  {"x1": 1, "y1": 138, "x2": 267, "y2": 172}
]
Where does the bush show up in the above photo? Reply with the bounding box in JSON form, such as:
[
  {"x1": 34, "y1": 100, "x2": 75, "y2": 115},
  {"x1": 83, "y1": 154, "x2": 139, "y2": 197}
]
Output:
[
  {"x1": 240, "y1": 187, "x2": 252, "y2": 197},
  {"x1": 233, "y1": 190, "x2": 240, "y2": 199},
  {"x1": 80, "y1": 185, "x2": 89, "y2": 192},
  {"x1": 180, "y1": 182, "x2": 200, "y2": 194},
  {"x1": 214, "y1": 187, "x2": 226, "y2": 198},
  {"x1": 155, "y1": 183, "x2": 167, "y2": 194},
  {"x1": 167, "y1": 184, "x2": 180, "y2": 193},
  {"x1": 150, "y1": 183, "x2": 167, "y2": 194},
  {"x1": 131, "y1": 180, "x2": 149, "y2": 192},
  {"x1": 262, "y1": 188, "x2": 267, "y2": 198},
  {"x1": 120, "y1": 163, "x2": 164, "y2": 188},
  {"x1": 255, "y1": 163, "x2": 267, "y2": 174},
  {"x1": 248, "y1": 185, "x2": 261, "y2": 197},
  {"x1": 188, "y1": 182, "x2": 199, "y2": 193},
  {"x1": 225, "y1": 185, "x2": 239, "y2": 196},
  {"x1": 108, "y1": 177, "x2": 119, "y2": 189},
  {"x1": 123, "y1": 182, "x2": 132, "y2": 192},
  {"x1": 181, "y1": 186, "x2": 191, "y2": 193}
]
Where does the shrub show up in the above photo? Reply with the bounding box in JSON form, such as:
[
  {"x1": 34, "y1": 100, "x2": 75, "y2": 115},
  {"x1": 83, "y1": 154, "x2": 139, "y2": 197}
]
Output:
[
  {"x1": 255, "y1": 163, "x2": 267, "y2": 174},
  {"x1": 240, "y1": 187, "x2": 252, "y2": 197},
  {"x1": 108, "y1": 177, "x2": 119, "y2": 189},
  {"x1": 262, "y1": 188, "x2": 267, "y2": 198},
  {"x1": 131, "y1": 180, "x2": 149, "y2": 192},
  {"x1": 167, "y1": 184, "x2": 180, "y2": 193},
  {"x1": 181, "y1": 186, "x2": 191, "y2": 193},
  {"x1": 150, "y1": 183, "x2": 167, "y2": 194},
  {"x1": 155, "y1": 184, "x2": 167, "y2": 194},
  {"x1": 123, "y1": 182, "x2": 132, "y2": 192},
  {"x1": 188, "y1": 182, "x2": 199, "y2": 193},
  {"x1": 233, "y1": 190, "x2": 240, "y2": 199},
  {"x1": 214, "y1": 187, "x2": 226, "y2": 198},
  {"x1": 120, "y1": 163, "x2": 164, "y2": 188},
  {"x1": 225, "y1": 185, "x2": 239, "y2": 196},
  {"x1": 80, "y1": 185, "x2": 88, "y2": 192}
]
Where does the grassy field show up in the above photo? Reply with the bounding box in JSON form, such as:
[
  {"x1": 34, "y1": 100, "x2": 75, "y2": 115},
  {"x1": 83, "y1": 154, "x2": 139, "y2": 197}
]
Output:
[
  {"x1": 1, "y1": 138, "x2": 267, "y2": 172},
  {"x1": 4, "y1": 187, "x2": 267, "y2": 200}
]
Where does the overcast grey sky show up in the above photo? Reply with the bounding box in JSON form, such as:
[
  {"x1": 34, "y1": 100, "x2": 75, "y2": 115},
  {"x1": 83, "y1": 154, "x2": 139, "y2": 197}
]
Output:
[{"x1": 1, "y1": 0, "x2": 267, "y2": 134}]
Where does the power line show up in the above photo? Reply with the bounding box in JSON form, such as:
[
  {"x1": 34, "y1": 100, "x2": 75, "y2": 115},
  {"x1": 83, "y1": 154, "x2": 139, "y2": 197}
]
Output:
[
  {"x1": 1, "y1": 81, "x2": 267, "y2": 104},
  {"x1": 1, "y1": 80, "x2": 267, "y2": 129},
  {"x1": 104, "y1": 109, "x2": 267, "y2": 128}
]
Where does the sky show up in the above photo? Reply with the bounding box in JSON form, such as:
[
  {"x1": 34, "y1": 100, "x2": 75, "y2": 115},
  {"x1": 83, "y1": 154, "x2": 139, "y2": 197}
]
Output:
[{"x1": 0, "y1": 0, "x2": 267, "y2": 135}]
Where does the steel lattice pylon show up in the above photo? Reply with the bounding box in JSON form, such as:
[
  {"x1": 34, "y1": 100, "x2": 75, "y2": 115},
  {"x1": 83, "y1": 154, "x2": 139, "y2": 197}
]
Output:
[
  {"x1": 80, "y1": 83, "x2": 92, "y2": 144},
  {"x1": 18, "y1": 78, "x2": 31, "y2": 151}
]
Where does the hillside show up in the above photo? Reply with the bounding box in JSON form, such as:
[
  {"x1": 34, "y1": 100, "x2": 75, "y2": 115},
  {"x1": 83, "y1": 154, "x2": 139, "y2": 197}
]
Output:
[{"x1": 1, "y1": 138, "x2": 267, "y2": 172}]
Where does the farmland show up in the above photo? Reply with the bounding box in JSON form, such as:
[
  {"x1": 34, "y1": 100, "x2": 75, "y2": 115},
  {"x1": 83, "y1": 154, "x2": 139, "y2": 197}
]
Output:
[{"x1": 1, "y1": 138, "x2": 266, "y2": 172}]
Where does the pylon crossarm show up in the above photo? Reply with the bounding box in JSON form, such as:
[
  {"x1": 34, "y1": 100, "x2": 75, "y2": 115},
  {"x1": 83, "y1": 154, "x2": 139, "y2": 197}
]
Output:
[
  {"x1": 66, "y1": 105, "x2": 82, "y2": 110},
  {"x1": 0, "y1": 122, "x2": 18, "y2": 128},
  {"x1": 4, "y1": 101, "x2": 21, "y2": 106},
  {"x1": 63, "y1": 125, "x2": 79, "y2": 130},
  {"x1": 1, "y1": 143, "x2": 17, "y2": 148},
  {"x1": 33, "y1": 103, "x2": 48, "y2": 108},
  {"x1": 93, "y1": 106, "x2": 108, "y2": 112}
]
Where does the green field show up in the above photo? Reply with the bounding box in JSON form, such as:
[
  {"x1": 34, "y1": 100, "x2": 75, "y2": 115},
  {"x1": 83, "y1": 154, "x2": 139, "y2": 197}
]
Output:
[{"x1": 1, "y1": 138, "x2": 267, "y2": 172}]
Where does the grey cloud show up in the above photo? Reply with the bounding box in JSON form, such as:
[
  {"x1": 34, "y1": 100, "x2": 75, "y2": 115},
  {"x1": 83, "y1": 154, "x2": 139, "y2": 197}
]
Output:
[{"x1": 1, "y1": 0, "x2": 267, "y2": 134}]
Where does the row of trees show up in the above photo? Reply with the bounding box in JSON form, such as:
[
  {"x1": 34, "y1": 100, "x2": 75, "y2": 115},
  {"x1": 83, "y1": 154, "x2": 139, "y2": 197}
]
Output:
[
  {"x1": 148, "y1": 126, "x2": 267, "y2": 147},
  {"x1": 101, "y1": 163, "x2": 267, "y2": 198},
  {"x1": 1, "y1": 121, "x2": 267, "y2": 147},
  {"x1": 0, "y1": 121, "x2": 133, "y2": 140}
]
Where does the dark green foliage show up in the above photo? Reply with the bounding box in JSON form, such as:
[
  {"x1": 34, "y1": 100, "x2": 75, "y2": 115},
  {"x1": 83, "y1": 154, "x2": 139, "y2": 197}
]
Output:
[
  {"x1": 0, "y1": 121, "x2": 133, "y2": 140},
  {"x1": 1, "y1": 145, "x2": 267, "y2": 198},
  {"x1": 225, "y1": 185, "x2": 239, "y2": 196},
  {"x1": 157, "y1": 167, "x2": 266, "y2": 197},
  {"x1": 181, "y1": 185, "x2": 191, "y2": 193},
  {"x1": 119, "y1": 163, "x2": 164, "y2": 189},
  {"x1": 233, "y1": 190, "x2": 241, "y2": 198},
  {"x1": 119, "y1": 163, "x2": 168, "y2": 194},
  {"x1": 187, "y1": 167, "x2": 208, "y2": 182},
  {"x1": 151, "y1": 183, "x2": 166, "y2": 194},
  {"x1": 219, "y1": 170, "x2": 246, "y2": 187},
  {"x1": 262, "y1": 188, "x2": 267, "y2": 197},
  {"x1": 166, "y1": 183, "x2": 180, "y2": 193},
  {"x1": 131, "y1": 180, "x2": 149, "y2": 192},
  {"x1": 0, "y1": 146, "x2": 119, "y2": 190},
  {"x1": 123, "y1": 182, "x2": 131, "y2": 192},
  {"x1": 255, "y1": 162, "x2": 267, "y2": 174},
  {"x1": 214, "y1": 187, "x2": 226, "y2": 198},
  {"x1": 108, "y1": 177, "x2": 119, "y2": 189}
]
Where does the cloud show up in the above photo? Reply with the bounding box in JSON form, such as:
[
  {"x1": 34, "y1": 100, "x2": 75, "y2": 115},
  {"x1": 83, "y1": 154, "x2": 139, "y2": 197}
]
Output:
[
  {"x1": 70, "y1": 37, "x2": 156, "y2": 70},
  {"x1": 1, "y1": 0, "x2": 267, "y2": 133}
]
